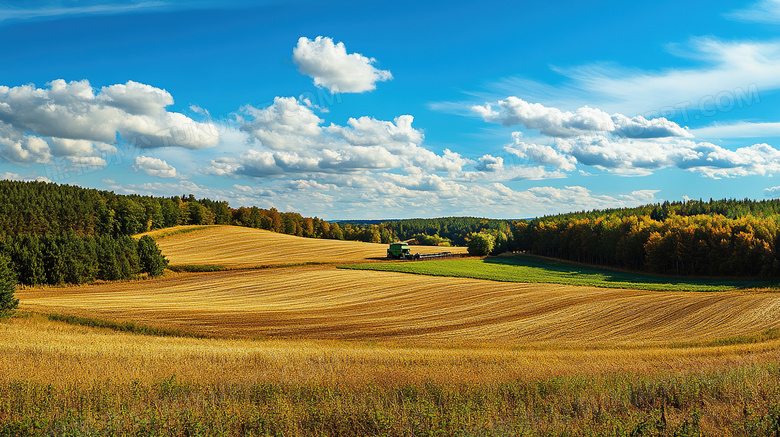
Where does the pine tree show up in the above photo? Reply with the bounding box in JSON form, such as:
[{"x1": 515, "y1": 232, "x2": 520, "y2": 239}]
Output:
[
  {"x1": 137, "y1": 236, "x2": 168, "y2": 277},
  {"x1": 0, "y1": 254, "x2": 19, "y2": 315}
]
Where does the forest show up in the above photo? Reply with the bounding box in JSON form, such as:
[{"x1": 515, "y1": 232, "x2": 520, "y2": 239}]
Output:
[
  {"x1": 0, "y1": 181, "x2": 169, "y2": 288},
  {"x1": 4, "y1": 180, "x2": 780, "y2": 283},
  {"x1": 513, "y1": 199, "x2": 780, "y2": 277}
]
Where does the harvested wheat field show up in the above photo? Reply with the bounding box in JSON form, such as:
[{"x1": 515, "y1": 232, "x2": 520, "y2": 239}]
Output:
[
  {"x1": 142, "y1": 225, "x2": 468, "y2": 268},
  {"x1": 3, "y1": 313, "x2": 780, "y2": 388},
  {"x1": 11, "y1": 228, "x2": 780, "y2": 435},
  {"x1": 18, "y1": 265, "x2": 780, "y2": 345}
]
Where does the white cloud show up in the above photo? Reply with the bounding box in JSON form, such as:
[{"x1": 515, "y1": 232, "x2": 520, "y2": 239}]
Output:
[
  {"x1": 0, "y1": 2, "x2": 188, "y2": 24},
  {"x1": 326, "y1": 115, "x2": 423, "y2": 148},
  {"x1": 461, "y1": 165, "x2": 566, "y2": 182},
  {"x1": 469, "y1": 92, "x2": 780, "y2": 179},
  {"x1": 555, "y1": 135, "x2": 780, "y2": 179},
  {"x1": 231, "y1": 97, "x2": 474, "y2": 177},
  {"x1": 765, "y1": 185, "x2": 780, "y2": 198},
  {"x1": 99, "y1": 80, "x2": 174, "y2": 115},
  {"x1": 505, "y1": 133, "x2": 577, "y2": 171},
  {"x1": 293, "y1": 36, "x2": 392, "y2": 93},
  {"x1": 0, "y1": 171, "x2": 52, "y2": 182},
  {"x1": 446, "y1": 37, "x2": 772, "y2": 121},
  {"x1": 472, "y1": 96, "x2": 689, "y2": 138},
  {"x1": 0, "y1": 133, "x2": 51, "y2": 164},
  {"x1": 240, "y1": 97, "x2": 325, "y2": 152},
  {"x1": 727, "y1": 0, "x2": 780, "y2": 24},
  {"x1": 133, "y1": 156, "x2": 179, "y2": 178},
  {"x1": 286, "y1": 179, "x2": 336, "y2": 191},
  {"x1": 475, "y1": 154, "x2": 503, "y2": 172},
  {"x1": 0, "y1": 79, "x2": 219, "y2": 152},
  {"x1": 68, "y1": 156, "x2": 107, "y2": 169},
  {"x1": 690, "y1": 121, "x2": 780, "y2": 139},
  {"x1": 552, "y1": 38, "x2": 778, "y2": 115},
  {"x1": 0, "y1": 172, "x2": 20, "y2": 180},
  {"x1": 49, "y1": 138, "x2": 116, "y2": 157}
]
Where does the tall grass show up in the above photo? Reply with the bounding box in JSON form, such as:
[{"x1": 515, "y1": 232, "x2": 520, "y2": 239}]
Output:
[
  {"x1": 2, "y1": 360, "x2": 780, "y2": 435},
  {"x1": 3, "y1": 314, "x2": 780, "y2": 435}
]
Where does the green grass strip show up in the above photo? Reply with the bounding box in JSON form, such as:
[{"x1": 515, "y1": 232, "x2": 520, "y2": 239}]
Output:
[
  {"x1": 340, "y1": 255, "x2": 772, "y2": 292},
  {"x1": 48, "y1": 313, "x2": 208, "y2": 338}
]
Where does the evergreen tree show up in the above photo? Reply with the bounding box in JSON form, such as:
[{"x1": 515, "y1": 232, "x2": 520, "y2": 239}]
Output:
[
  {"x1": 97, "y1": 237, "x2": 122, "y2": 281},
  {"x1": 137, "y1": 236, "x2": 168, "y2": 277},
  {"x1": 0, "y1": 254, "x2": 18, "y2": 315}
]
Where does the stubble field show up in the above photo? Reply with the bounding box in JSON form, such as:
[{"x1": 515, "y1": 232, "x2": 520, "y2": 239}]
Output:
[
  {"x1": 4, "y1": 225, "x2": 780, "y2": 435},
  {"x1": 141, "y1": 225, "x2": 469, "y2": 269}
]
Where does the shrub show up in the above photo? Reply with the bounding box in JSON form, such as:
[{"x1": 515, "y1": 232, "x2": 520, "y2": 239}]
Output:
[{"x1": 467, "y1": 232, "x2": 495, "y2": 256}]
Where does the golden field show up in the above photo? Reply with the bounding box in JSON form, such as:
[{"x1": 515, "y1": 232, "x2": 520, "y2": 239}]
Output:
[
  {"x1": 142, "y1": 225, "x2": 468, "y2": 268},
  {"x1": 5, "y1": 225, "x2": 780, "y2": 435},
  {"x1": 17, "y1": 265, "x2": 780, "y2": 345}
]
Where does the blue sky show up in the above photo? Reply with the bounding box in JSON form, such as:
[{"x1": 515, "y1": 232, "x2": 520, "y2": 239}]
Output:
[{"x1": 2, "y1": 0, "x2": 780, "y2": 219}]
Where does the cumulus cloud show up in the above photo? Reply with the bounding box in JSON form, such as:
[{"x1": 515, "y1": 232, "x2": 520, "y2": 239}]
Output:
[
  {"x1": 0, "y1": 172, "x2": 20, "y2": 180},
  {"x1": 133, "y1": 156, "x2": 179, "y2": 178},
  {"x1": 286, "y1": 179, "x2": 336, "y2": 191},
  {"x1": 240, "y1": 97, "x2": 325, "y2": 152},
  {"x1": 504, "y1": 133, "x2": 577, "y2": 171},
  {"x1": 281, "y1": 174, "x2": 658, "y2": 218},
  {"x1": 555, "y1": 135, "x2": 780, "y2": 178},
  {"x1": 229, "y1": 97, "x2": 472, "y2": 177},
  {"x1": 470, "y1": 95, "x2": 780, "y2": 179},
  {"x1": 475, "y1": 154, "x2": 503, "y2": 172},
  {"x1": 0, "y1": 132, "x2": 51, "y2": 164},
  {"x1": 472, "y1": 96, "x2": 689, "y2": 138},
  {"x1": 68, "y1": 156, "x2": 107, "y2": 169},
  {"x1": 0, "y1": 79, "x2": 219, "y2": 155},
  {"x1": 0, "y1": 171, "x2": 50, "y2": 182},
  {"x1": 99, "y1": 80, "x2": 174, "y2": 115},
  {"x1": 765, "y1": 185, "x2": 780, "y2": 198},
  {"x1": 293, "y1": 36, "x2": 392, "y2": 93}
]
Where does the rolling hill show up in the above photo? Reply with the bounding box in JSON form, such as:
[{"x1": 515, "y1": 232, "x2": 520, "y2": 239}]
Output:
[
  {"x1": 142, "y1": 225, "x2": 469, "y2": 268},
  {"x1": 18, "y1": 225, "x2": 780, "y2": 346},
  {"x1": 9, "y1": 223, "x2": 780, "y2": 434}
]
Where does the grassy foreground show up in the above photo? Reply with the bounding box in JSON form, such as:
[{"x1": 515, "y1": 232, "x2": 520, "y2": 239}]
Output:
[
  {"x1": 342, "y1": 255, "x2": 771, "y2": 292},
  {"x1": 3, "y1": 314, "x2": 780, "y2": 436}
]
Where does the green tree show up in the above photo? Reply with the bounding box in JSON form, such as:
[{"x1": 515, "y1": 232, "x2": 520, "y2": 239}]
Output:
[
  {"x1": 137, "y1": 236, "x2": 168, "y2": 277},
  {"x1": 0, "y1": 254, "x2": 18, "y2": 315},
  {"x1": 467, "y1": 232, "x2": 495, "y2": 256}
]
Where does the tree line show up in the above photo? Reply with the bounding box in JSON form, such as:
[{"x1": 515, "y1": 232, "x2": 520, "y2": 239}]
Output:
[
  {"x1": 513, "y1": 212, "x2": 780, "y2": 277},
  {"x1": 0, "y1": 180, "x2": 517, "y2": 246},
  {"x1": 5, "y1": 179, "x2": 780, "y2": 290},
  {"x1": 0, "y1": 234, "x2": 167, "y2": 286}
]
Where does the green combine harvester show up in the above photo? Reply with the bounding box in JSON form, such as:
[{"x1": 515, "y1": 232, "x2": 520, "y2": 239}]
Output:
[{"x1": 386, "y1": 242, "x2": 452, "y2": 261}]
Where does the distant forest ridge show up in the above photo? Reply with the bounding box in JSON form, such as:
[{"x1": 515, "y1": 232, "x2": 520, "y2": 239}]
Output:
[{"x1": 3, "y1": 179, "x2": 780, "y2": 278}]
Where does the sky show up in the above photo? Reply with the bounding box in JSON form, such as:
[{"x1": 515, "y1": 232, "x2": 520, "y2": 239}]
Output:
[{"x1": 2, "y1": 0, "x2": 780, "y2": 219}]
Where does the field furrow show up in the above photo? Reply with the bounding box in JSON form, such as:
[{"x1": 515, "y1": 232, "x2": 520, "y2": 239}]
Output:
[
  {"x1": 143, "y1": 225, "x2": 468, "y2": 267},
  {"x1": 18, "y1": 266, "x2": 780, "y2": 345}
]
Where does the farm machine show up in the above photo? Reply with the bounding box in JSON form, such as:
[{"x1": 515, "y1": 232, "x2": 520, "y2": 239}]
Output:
[{"x1": 386, "y1": 242, "x2": 452, "y2": 260}]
